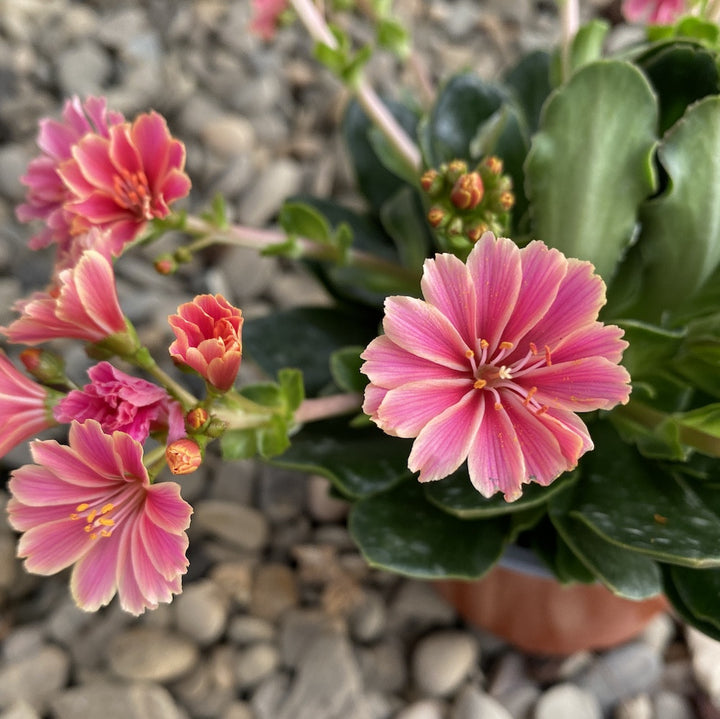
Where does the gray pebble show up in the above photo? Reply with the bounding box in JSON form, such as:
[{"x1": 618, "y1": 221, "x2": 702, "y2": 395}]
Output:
[
  {"x1": 237, "y1": 159, "x2": 303, "y2": 226},
  {"x1": 395, "y1": 700, "x2": 446, "y2": 719},
  {"x1": 412, "y1": 630, "x2": 480, "y2": 697},
  {"x1": 0, "y1": 645, "x2": 70, "y2": 712},
  {"x1": 250, "y1": 563, "x2": 299, "y2": 622},
  {"x1": 192, "y1": 499, "x2": 269, "y2": 552},
  {"x1": 235, "y1": 642, "x2": 281, "y2": 689},
  {"x1": 174, "y1": 579, "x2": 230, "y2": 646},
  {"x1": 451, "y1": 685, "x2": 513, "y2": 719},
  {"x1": 535, "y1": 683, "x2": 602, "y2": 719}
]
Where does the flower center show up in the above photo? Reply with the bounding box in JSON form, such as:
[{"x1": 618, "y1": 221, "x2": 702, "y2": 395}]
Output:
[
  {"x1": 112, "y1": 167, "x2": 153, "y2": 219},
  {"x1": 70, "y1": 501, "x2": 115, "y2": 540},
  {"x1": 467, "y1": 339, "x2": 552, "y2": 414}
]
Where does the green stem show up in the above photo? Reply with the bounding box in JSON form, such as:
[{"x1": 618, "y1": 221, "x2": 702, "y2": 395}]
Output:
[
  {"x1": 289, "y1": 0, "x2": 422, "y2": 174},
  {"x1": 558, "y1": 0, "x2": 579, "y2": 83},
  {"x1": 133, "y1": 350, "x2": 199, "y2": 410},
  {"x1": 143, "y1": 444, "x2": 169, "y2": 481},
  {"x1": 183, "y1": 216, "x2": 421, "y2": 292}
]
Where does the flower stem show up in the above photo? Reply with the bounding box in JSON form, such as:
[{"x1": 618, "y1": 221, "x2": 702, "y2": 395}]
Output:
[
  {"x1": 294, "y1": 393, "x2": 363, "y2": 423},
  {"x1": 289, "y1": 0, "x2": 422, "y2": 174},
  {"x1": 558, "y1": 0, "x2": 580, "y2": 83},
  {"x1": 135, "y1": 352, "x2": 199, "y2": 410},
  {"x1": 143, "y1": 444, "x2": 169, "y2": 480},
  {"x1": 183, "y1": 215, "x2": 421, "y2": 292}
]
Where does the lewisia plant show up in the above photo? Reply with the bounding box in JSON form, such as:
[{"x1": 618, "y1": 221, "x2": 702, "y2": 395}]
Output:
[{"x1": 3, "y1": 0, "x2": 720, "y2": 645}]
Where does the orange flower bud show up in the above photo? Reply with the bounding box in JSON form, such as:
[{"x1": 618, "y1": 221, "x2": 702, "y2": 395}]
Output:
[
  {"x1": 498, "y1": 190, "x2": 515, "y2": 211},
  {"x1": 154, "y1": 254, "x2": 177, "y2": 275},
  {"x1": 19, "y1": 348, "x2": 66, "y2": 385},
  {"x1": 420, "y1": 169, "x2": 440, "y2": 194},
  {"x1": 427, "y1": 206, "x2": 446, "y2": 228},
  {"x1": 445, "y1": 159, "x2": 468, "y2": 183},
  {"x1": 450, "y1": 172, "x2": 484, "y2": 210},
  {"x1": 166, "y1": 438, "x2": 202, "y2": 475},
  {"x1": 186, "y1": 407, "x2": 209, "y2": 430},
  {"x1": 467, "y1": 223, "x2": 490, "y2": 243},
  {"x1": 483, "y1": 156, "x2": 503, "y2": 175}
]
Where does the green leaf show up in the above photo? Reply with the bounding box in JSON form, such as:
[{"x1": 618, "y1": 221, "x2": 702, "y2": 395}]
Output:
[
  {"x1": 631, "y1": 97, "x2": 720, "y2": 322},
  {"x1": 570, "y1": 20, "x2": 610, "y2": 73},
  {"x1": 243, "y1": 306, "x2": 379, "y2": 397},
  {"x1": 279, "y1": 202, "x2": 332, "y2": 243},
  {"x1": 504, "y1": 50, "x2": 552, "y2": 134},
  {"x1": 342, "y1": 99, "x2": 418, "y2": 214},
  {"x1": 379, "y1": 186, "x2": 431, "y2": 272},
  {"x1": 376, "y1": 17, "x2": 410, "y2": 59},
  {"x1": 639, "y1": 43, "x2": 720, "y2": 135},
  {"x1": 271, "y1": 418, "x2": 412, "y2": 498},
  {"x1": 349, "y1": 480, "x2": 509, "y2": 579},
  {"x1": 525, "y1": 60, "x2": 658, "y2": 281},
  {"x1": 669, "y1": 564, "x2": 720, "y2": 630},
  {"x1": 571, "y1": 422, "x2": 720, "y2": 567},
  {"x1": 279, "y1": 368, "x2": 304, "y2": 413},
  {"x1": 221, "y1": 428, "x2": 257, "y2": 460},
  {"x1": 423, "y1": 466, "x2": 577, "y2": 518},
  {"x1": 329, "y1": 346, "x2": 367, "y2": 393},
  {"x1": 661, "y1": 565, "x2": 720, "y2": 641},
  {"x1": 617, "y1": 320, "x2": 686, "y2": 380},
  {"x1": 551, "y1": 513, "x2": 663, "y2": 599}
]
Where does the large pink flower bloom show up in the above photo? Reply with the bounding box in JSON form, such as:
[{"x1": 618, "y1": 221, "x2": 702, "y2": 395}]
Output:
[
  {"x1": 1, "y1": 250, "x2": 127, "y2": 346},
  {"x1": 7, "y1": 419, "x2": 192, "y2": 614},
  {"x1": 53, "y1": 362, "x2": 185, "y2": 444},
  {"x1": 361, "y1": 233, "x2": 631, "y2": 501},
  {"x1": 168, "y1": 294, "x2": 243, "y2": 392},
  {"x1": 622, "y1": 0, "x2": 686, "y2": 23},
  {"x1": 0, "y1": 351, "x2": 57, "y2": 458},
  {"x1": 58, "y1": 111, "x2": 191, "y2": 256},
  {"x1": 16, "y1": 96, "x2": 124, "y2": 252}
]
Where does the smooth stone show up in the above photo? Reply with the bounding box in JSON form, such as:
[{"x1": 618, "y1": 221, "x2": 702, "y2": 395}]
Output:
[
  {"x1": 215, "y1": 245, "x2": 278, "y2": 305},
  {"x1": 0, "y1": 702, "x2": 40, "y2": 719},
  {"x1": 174, "y1": 579, "x2": 230, "y2": 646},
  {"x1": 50, "y1": 682, "x2": 185, "y2": 719},
  {"x1": 257, "y1": 466, "x2": 307, "y2": 522},
  {"x1": 57, "y1": 40, "x2": 112, "y2": 96},
  {"x1": 394, "y1": 700, "x2": 446, "y2": 719},
  {"x1": 278, "y1": 609, "x2": 338, "y2": 667},
  {"x1": 0, "y1": 645, "x2": 70, "y2": 711},
  {"x1": 534, "y1": 683, "x2": 602, "y2": 719},
  {"x1": 451, "y1": 685, "x2": 513, "y2": 719},
  {"x1": 388, "y1": 581, "x2": 457, "y2": 634},
  {"x1": 412, "y1": 630, "x2": 480, "y2": 697},
  {"x1": 235, "y1": 643, "x2": 281, "y2": 689},
  {"x1": 615, "y1": 693, "x2": 653, "y2": 719},
  {"x1": 250, "y1": 673, "x2": 291, "y2": 719},
  {"x1": 221, "y1": 702, "x2": 255, "y2": 719},
  {"x1": 170, "y1": 653, "x2": 235, "y2": 719},
  {"x1": 200, "y1": 114, "x2": 256, "y2": 156},
  {"x1": 227, "y1": 615, "x2": 276, "y2": 645},
  {"x1": 209, "y1": 561, "x2": 255, "y2": 607},
  {"x1": 349, "y1": 589, "x2": 388, "y2": 644},
  {"x1": 250, "y1": 564, "x2": 299, "y2": 622},
  {"x1": 107, "y1": 627, "x2": 199, "y2": 682},
  {"x1": 575, "y1": 642, "x2": 662, "y2": 709},
  {"x1": 307, "y1": 475, "x2": 349, "y2": 523},
  {"x1": 357, "y1": 640, "x2": 408, "y2": 694},
  {"x1": 237, "y1": 158, "x2": 303, "y2": 226},
  {"x1": 1, "y1": 625, "x2": 45, "y2": 662},
  {"x1": 192, "y1": 499, "x2": 269, "y2": 552},
  {"x1": 686, "y1": 625, "x2": 720, "y2": 701},
  {"x1": 653, "y1": 690, "x2": 695, "y2": 719}
]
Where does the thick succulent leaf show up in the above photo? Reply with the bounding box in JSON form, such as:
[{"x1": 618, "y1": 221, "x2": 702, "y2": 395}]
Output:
[
  {"x1": 616, "y1": 320, "x2": 686, "y2": 381},
  {"x1": 349, "y1": 480, "x2": 509, "y2": 579},
  {"x1": 661, "y1": 565, "x2": 720, "y2": 641},
  {"x1": 570, "y1": 422, "x2": 720, "y2": 567},
  {"x1": 270, "y1": 418, "x2": 412, "y2": 499},
  {"x1": 525, "y1": 60, "x2": 657, "y2": 281},
  {"x1": 243, "y1": 306, "x2": 379, "y2": 397},
  {"x1": 632, "y1": 97, "x2": 720, "y2": 321},
  {"x1": 423, "y1": 466, "x2": 576, "y2": 518},
  {"x1": 504, "y1": 50, "x2": 552, "y2": 134},
  {"x1": 669, "y1": 564, "x2": 720, "y2": 630}
]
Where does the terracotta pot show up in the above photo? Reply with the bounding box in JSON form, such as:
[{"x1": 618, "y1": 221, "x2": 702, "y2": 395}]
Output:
[{"x1": 435, "y1": 551, "x2": 668, "y2": 656}]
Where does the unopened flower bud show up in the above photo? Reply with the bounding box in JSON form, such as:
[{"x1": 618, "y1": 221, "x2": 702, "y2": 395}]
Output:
[
  {"x1": 447, "y1": 217, "x2": 464, "y2": 236},
  {"x1": 467, "y1": 224, "x2": 490, "y2": 243},
  {"x1": 483, "y1": 156, "x2": 503, "y2": 175},
  {"x1": 20, "y1": 348, "x2": 67, "y2": 385},
  {"x1": 498, "y1": 190, "x2": 515, "y2": 211},
  {"x1": 166, "y1": 438, "x2": 202, "y2": 475},
  {"x1": 186, "y1": 407, "x2": 209, "y2": 430},
  {"x1": 445, "y1": 159, "x2": 468, "y2": 183},
  {"x1": 420, "y1": 169, "x2": 442, "y2": 195},
  {"x1": 154, "y1": 254, "x2": 177, "y2": 275},
  {"x1": 427, "y1": 206, "x2": 447, "y2": 228},
  {"x1": 450, "y1": 172, "x2": 484, "y2": 210}
]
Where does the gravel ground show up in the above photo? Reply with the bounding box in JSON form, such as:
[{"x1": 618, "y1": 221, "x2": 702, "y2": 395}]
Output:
[{"x1": 0, "y1": 1, "x2": 719, "y2": 718}]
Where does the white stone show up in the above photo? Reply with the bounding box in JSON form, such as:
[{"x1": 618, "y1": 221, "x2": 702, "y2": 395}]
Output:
[
  {"x1": 535, "y1": 683, "x2": 602, "y2": 719},
  {"x1": 412, "y1": 631, "x2": 479, "y2": 697}
]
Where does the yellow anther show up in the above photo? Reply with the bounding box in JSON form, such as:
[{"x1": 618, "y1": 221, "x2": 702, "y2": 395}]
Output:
[
  {"x1": 98, "y1": 518, "x2": 114, "y2": 527},
  {"x1": 529, "y1": 342, "x2": 538, "y2": 354},
  {"x1": 84, "y1": 524, "x2": 93, "y2": 533},
  {"x1": 69, "y1": 513, "x2": 79, "y2": 521},
  {"x1": 87, "y1": 510, "x2": 97, "y2": 523},
  {"x1": 499, "y1": 341, "x2": 514, "y2": 350},
  {"x1": 76, "y1": 503, "x2": 89, "y2": 512},
  {"x1": 89, "y1": 532, "x2": 97, "y2": 540},
  {"x1": 101, "y1": 503, "x2": 114, "y2": 514},
  {"x1": 473, "y1": 379, "x2": 487, "y2": 389},
  {"x1": 494, "y1": 402, "x2": 503, "y2": 411},
  {"x1": 465, "y1": 349, "x2": 475, "y2": 359},
  {"x1": 522, "y1": 387, "x2": 538, "y2": 407},
  {"x1": 100, "y1": 530, "x2": 112, "y2": 538},
  {"x1": 544, "y1": 345, "x2": 553, "y2": 366}
]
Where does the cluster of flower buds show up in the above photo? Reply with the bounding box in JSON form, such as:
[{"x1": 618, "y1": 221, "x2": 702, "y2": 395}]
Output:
[{"x1": 421, "y1": 157, "x2": 515, "y2": 252}]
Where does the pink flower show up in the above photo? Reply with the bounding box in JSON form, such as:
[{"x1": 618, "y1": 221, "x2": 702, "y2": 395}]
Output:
[
  {"x1": 58, "y1": 111, "x2": 191, "y2": 255},
  {"x1": 1, "y1": 250, "x2": 129, "y2": 346},
  {"x1": 622, "y1": 0, "x2": 686, "y2": 23},
  {"x1": 7, "y1": 419, "x2": 192, "y2": 614},
  {"x1": 250, "y1": 0, "x2": 289, "y2": 40},
  {"x1": 17, "y1": 96, "x2": 124, "y2": 252},
  {"x1": 168, "y1": 294, "x2": 243, "y2": 392},
  {"x1": 0, "y1": 351, "x2": 57, "y2": 458},
  {"x1": 53, "y1": 362, "x2": 185, "y2": 443},
  {"x1": 166, "y1": 438, "x2": 203, "y2": 475},
  {"x1": 361, "y1": 232, "x2": 631, "y2": 501}
]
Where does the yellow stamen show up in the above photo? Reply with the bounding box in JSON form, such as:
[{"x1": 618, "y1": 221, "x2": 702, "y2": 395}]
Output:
[
  {"x1": 522, "y1": 387, "x2": 538, "y2": 407},
  {"x1": 101, "y1": 503, "x2": 114, "y2": 514},
  {"x1": 473, "y1": 379, "x2": 487, "y2": 389},
  {"x1": 494, "y1": 402, "x2": 503, "y2": 410},
  {"x1": 480, "y1": 339, "x2": 489, "y2": 349},
  {"x1": 465, "y1": 349, "x2": 474, "y2": 359},
  {"x1": 76, "y1": 503, "x2": 89, "y2": 512},
  {"x1": 499, "y1": 341, "x2": 513, "y2": 350},
  {"x1": 87, "y1": 510, "x2": 97, "y2": 524},
  {"x1": 98, "y1": 518, "x2": 114, "y2": 527},
  {"x1": 545, "y1": 345, "x2": 552, "y2": 366}
]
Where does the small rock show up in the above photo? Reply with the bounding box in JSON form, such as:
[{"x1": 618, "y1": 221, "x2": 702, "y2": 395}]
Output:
[
  {"x1": 235, "y1": 643, "x2": 281, "y2": 689},
  {"x1": 0, "y1": 645, "x2": 70, "y2": 712},
  {"x1": 221, "y1": 702, "x2": 255, "y2": 719},
  {"x1": 210, "y1": 561, "x2": 255, "y2": 606},
  {"x1": 575, "y1": 642, "x2": 662, "y2": 709},
  {"x1": 451, "y1": 685, "x2": 513, "y2": 719},
  {"x1": 349, "y1": 589, "x2": 388, "y2": 644},
  {"x1": 395, "y1": 699, "x2": 446, "y2": 719},
  {"x1": 174, "y1": 579, "x2": 230, "y2": 646},
  {"x1": 412, "y1": 630, "x2": 479, "y2": 697},
  {"x1": 57, "y1": 41, "x2": 112, "y2": 96},
  {"x1": 686, "y1": 625, "x2": 720, "y2": 702},
  {"x1": 107, "y1": 627, "x2": 199, "y2": 682},
  {"x1": 50, "y1": 682, "x2": 184, "y2": 719},
  {"x1": 1, "y1": 625, "x2": 45, "y2": 662},
  {"x1": 615, "y1": 693, "x2": 653, "y2": 719},
  {"x1": 307, "y1": 475, "x2": 349, "y2": 523},
  {"x1": 192, "y1": 499, "x2": 269, "y2": 552},
  {"x1": 257, "y1": 466, "x2": 307, "y2": 522},
  {"x1": 251, "y1": 673, "x2": 292, "y2": 719},
  {"x1": 200, "y1": 114, "x2": 256, "y2": 156},
  {"x1": 279, "y1": 609, "x2": 339, "y2": 667},
  {"x1": 0, "y1": 701, "x2": 40, "y2": 719},
  {"x1": 388, "y1": 581, "x2": 457, "y2": 635},
  {"x1": 227, "y1": 615, "x2": 276, "y2": 645},
  {"x1": 534, "y1": 683, "x2": 602, "y2": 719},
  {"x1": 357, "y1": 640, "x2": 408, "y2": 694},
  {"x1": 250, "y1": 564, "x2": 299, "y2": 622},
  {"x1": 639, "y1": 613, "x2": 676, "y2": 654},
  {"x1": 653, "y1": 690, "x2": 695, "y2": 719},
  {"x1": 237, "y1": 159, "x2": 303, "y2": 226}
]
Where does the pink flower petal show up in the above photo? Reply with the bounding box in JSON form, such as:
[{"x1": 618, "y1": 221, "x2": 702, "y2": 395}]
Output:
[
  {"x1": 408, "y1": 390, "x2": 484, "y2": 482},
  {"x1": 18, "y1": 519, "x2": 90, "y2": 575},
  {"x1": 70, "y1": 531, "x2": 122, "y2": 611},
  {"x1": 551, "y1": 322, "x2": 628, "y2": 364},
  {"x1": 144, "y1": 482, "x2": 193, "y2": 534}
]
